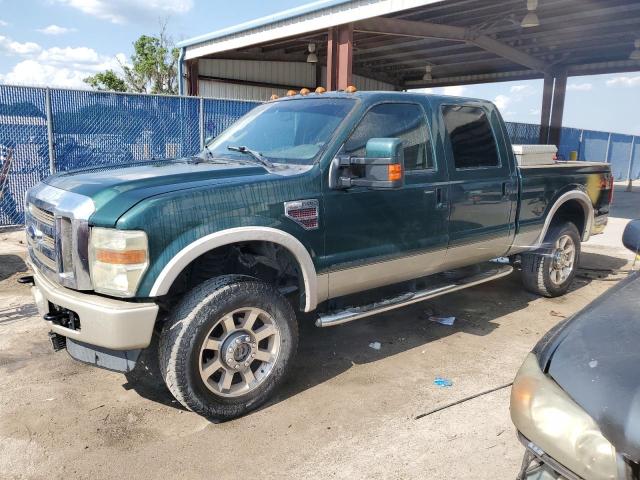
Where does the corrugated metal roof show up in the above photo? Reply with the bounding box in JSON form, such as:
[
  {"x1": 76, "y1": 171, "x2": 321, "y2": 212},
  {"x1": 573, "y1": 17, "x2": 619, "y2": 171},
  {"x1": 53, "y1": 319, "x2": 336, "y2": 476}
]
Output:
[{"x1": 177, "y1": 0, "x2": 353, "y2": 48}]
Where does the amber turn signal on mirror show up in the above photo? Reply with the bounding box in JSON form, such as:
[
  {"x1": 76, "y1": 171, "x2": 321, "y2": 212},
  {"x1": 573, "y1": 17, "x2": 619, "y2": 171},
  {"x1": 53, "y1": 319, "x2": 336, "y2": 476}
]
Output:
[{"x1": 388, "y1": 164, "x2": 403, "y2": 182}]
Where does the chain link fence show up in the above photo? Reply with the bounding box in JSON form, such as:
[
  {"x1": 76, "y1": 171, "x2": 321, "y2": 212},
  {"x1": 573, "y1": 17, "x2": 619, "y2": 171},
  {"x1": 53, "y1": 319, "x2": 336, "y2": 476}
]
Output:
[{"x1": 1, "y1": 84, "x2": 638, "y2": 227}]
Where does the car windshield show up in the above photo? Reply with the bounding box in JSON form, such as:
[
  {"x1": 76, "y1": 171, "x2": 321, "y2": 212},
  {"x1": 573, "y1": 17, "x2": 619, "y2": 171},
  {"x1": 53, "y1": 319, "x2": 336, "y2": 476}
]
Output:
[{"x1": 206, "y1": 98, "x2": 355, "y2": 166}]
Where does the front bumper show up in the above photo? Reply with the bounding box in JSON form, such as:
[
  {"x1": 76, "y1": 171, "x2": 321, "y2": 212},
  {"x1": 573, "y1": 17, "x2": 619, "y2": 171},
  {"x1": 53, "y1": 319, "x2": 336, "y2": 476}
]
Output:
[{"x1": 30, "y1": 262, "x2": 158, "y2": 350}]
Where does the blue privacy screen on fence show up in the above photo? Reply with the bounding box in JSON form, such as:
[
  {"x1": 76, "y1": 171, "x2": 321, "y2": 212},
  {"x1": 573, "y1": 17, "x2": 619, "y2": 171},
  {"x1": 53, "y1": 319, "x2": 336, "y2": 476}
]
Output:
[{"x1": 0, "y1": 84, "x2": 638, "y2": 226}]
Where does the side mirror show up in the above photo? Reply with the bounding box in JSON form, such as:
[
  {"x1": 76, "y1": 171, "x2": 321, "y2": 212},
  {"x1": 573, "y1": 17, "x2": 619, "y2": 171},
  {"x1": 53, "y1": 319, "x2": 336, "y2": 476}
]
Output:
[
  {"x1": 622, "y1": 219, "x2": 640, "y2": 253},
  {"x1": 331, "y1": 138, "x2": 404, "y2": 189}
]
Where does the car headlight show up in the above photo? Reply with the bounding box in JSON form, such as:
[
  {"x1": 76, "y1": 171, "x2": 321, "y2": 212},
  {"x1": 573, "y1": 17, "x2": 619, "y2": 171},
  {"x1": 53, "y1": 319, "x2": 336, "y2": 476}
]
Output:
[
  {"x1": 88, "y1": 227, "x2": 149, "y2": 297},
  {"x1": 511, "y1": 353, "x2": 617, "y2": 480}
]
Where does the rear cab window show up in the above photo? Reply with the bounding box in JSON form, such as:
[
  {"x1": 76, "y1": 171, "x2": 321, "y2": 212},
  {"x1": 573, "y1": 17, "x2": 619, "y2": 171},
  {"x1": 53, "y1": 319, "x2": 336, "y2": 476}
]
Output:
[{"x1": 441, "y1": 105, "x2": 500, "y2": 170}]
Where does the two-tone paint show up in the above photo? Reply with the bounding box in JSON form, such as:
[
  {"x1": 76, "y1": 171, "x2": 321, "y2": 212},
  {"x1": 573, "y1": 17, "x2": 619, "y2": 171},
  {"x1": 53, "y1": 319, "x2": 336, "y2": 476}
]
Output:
[{"x1": 34, "y1": 91, "x2": 612, "y2": 318}]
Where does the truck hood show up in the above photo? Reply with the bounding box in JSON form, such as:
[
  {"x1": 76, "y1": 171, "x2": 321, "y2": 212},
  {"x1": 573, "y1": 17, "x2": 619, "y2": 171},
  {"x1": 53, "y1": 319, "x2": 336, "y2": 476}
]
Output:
[
  {"x1": 536, "y1": 271, "x2": 640, "y2": 462},
  {"x1": 44, "y1": 158, "x2": 276, "y2": 226}
]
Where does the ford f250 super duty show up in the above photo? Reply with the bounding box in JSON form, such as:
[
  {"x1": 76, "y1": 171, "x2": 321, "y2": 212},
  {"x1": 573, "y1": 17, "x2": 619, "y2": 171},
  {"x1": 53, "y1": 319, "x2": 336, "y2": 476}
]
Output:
[{"x1": 22, "y1": 90, "x2": 613, "y2": 420}]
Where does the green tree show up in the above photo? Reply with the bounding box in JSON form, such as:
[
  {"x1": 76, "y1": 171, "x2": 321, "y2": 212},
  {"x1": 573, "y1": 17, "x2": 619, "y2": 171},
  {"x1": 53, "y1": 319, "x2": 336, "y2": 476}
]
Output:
[
  {"x1": 84, "y1": 25, "x2": 179, "y2": 95},
  {"x1": 84, "y1": 70, "x2": 128, "y2": 92}
]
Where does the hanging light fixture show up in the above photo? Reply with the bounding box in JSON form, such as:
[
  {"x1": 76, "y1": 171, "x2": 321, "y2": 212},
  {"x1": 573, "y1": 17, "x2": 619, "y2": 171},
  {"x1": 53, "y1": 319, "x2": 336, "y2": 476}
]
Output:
[
  {"x1": 422, "y1": 65, "x2": 433, "y2": 81},
  {"x1": 306, "y1": 43, "x2": 318, "y2": 63},
  {"x1": 630, "y1": 39, "x2": 640, "y2": 60},
  {"x1": 521, "y1": 0, "x2": 540, "y2": 28}
]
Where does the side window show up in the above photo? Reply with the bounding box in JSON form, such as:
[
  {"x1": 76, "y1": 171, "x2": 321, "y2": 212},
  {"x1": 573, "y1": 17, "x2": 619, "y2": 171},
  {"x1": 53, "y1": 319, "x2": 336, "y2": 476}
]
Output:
[
  {"x1": 442, "y1": 105, "x2": 500, "y2": 169},
  {"x1": 343, "y1": 103, "x2": 433, "y2": 171}
]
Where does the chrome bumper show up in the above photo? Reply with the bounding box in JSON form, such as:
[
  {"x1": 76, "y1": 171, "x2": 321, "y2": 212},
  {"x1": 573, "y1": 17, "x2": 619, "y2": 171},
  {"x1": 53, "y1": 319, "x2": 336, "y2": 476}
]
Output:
[{"x1": 30, "y1": 262, "x2": 158, "y2": 350}]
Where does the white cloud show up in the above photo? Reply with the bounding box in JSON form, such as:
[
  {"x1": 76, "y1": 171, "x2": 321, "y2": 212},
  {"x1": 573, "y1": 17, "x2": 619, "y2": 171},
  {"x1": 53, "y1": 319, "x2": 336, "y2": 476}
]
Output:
[
  {"x1": 529, "y1": 108, "x2": 541, "y2": 116},
  {"x1": 510, "y1": 85, "x2": 531, "y2": 94},
  {"x1": 37, "y1": 25, "x2": 76, "y2": 35},
  {"x1": 1, "y1": 44, "x2": 127, "y2": 89},
  {"x1": 441, "y1": 85, "x2": 466, "y2": 97},
  {"x1": 415, "y1": 85, "x2": 467, "y2": 97},
  {"x1": 0, "y1": 35, "x2": 42, "y2": 55},
  {"x1": 606, "y1": 75, "x2": 640, "y2": 88},
  {"x1": 0, "y1": 20, "x2": 9, "y2": 27},
  {"x1": 53, "y1": 0, "x2": 193, "y2": 24},
  {"x1": 567, "y1": 82, "x2": 592, "y2": 92},
  {"x1": 493, "y1": 94, "x2": 511, "y2": 111}
]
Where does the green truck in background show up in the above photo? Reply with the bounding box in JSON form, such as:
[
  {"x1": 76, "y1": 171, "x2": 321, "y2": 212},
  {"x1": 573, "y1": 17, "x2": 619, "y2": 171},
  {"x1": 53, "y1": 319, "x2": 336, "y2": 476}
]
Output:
[{"x1": 23, "y1": 90, "x2": 613, "y2": 420}]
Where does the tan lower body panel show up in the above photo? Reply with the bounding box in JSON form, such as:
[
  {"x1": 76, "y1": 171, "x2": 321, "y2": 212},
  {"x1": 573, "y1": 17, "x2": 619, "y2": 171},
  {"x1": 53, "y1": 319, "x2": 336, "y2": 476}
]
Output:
[{"x1": 31, "y1": 264, "x2": 158, "y2": 350}]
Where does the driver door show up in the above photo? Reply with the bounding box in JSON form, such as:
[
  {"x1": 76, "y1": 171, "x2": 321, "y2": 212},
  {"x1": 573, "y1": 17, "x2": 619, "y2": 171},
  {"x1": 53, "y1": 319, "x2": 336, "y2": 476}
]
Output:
[{"x1": 321, "y1": 101, "x2": 449, "y2": 298}]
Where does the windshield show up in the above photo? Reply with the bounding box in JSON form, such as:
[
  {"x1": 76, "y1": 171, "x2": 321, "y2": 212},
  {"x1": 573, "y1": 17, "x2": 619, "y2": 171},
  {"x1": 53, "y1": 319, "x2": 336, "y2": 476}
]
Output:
[{"x1": 206, "y1": 98, "x2": 355, "y2": 166}]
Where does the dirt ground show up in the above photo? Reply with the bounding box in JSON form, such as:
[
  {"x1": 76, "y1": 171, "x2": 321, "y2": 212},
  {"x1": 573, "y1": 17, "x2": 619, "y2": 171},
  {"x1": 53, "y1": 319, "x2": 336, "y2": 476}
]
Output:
[{"x1": 1, "y1": 183, "x2": 637, "y2": 480}]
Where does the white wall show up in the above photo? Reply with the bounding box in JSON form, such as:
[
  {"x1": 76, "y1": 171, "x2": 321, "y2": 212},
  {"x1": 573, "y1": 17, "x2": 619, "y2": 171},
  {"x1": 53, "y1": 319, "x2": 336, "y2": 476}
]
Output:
[{"x1": 197, "y1": 58, "x2": 395, "y2": 101}]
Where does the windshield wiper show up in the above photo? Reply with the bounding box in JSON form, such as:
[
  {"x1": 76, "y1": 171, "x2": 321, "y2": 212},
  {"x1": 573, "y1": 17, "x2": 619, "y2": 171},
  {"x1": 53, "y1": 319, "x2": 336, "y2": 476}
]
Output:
[{"x1": 227, "y1": 145, "x2": 275, "y2": 169}]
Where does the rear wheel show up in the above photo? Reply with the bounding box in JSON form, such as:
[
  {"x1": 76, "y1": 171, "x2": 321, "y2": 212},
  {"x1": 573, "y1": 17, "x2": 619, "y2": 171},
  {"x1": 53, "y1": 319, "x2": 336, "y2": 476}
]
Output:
[
  {"x1": 159, "y1": 275, "x2": 298, "y2": 421},
  {"x1": 521, "y1": 221, "x2": 581, "y2": 297}
]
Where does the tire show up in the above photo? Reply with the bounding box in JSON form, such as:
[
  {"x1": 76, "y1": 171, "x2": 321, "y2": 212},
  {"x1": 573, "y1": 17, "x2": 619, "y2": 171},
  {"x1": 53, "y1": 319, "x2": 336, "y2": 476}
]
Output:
[
  {"x1": 159, "y1": 275, "x2": 298, "y2": 421},
  {"x1": 521, "y1": 221, "x2": 581, "y2": 297}
]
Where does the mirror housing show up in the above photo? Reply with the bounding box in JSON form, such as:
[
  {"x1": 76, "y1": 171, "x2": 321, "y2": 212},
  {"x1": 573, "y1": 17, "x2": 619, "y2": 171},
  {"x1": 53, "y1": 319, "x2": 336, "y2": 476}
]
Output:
[
  {"x1": 332, "y1": 138, "x2": 404, "y2": 189},
  {"x1": 622, "y1": 219, "x2": 640, "y2": 253}
]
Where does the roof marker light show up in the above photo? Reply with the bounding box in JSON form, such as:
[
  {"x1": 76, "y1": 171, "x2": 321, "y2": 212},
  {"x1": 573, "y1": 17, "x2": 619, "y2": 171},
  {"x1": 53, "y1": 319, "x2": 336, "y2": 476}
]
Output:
[
  {"x1": 345, "y1": 85, "x2": 357, "y2": 93},
  {"x1": 270, "y1": 94, "x2": 279, "y2": 100},
  {"x1": 286, "y1": 89, "x2": 297, "y2": 96},
  {"x1": 300, "y1": 88, "x2": 310, "y2": 96},
  {"x1": 315, "y1": 86, "x2": 326, "y2": 94}
]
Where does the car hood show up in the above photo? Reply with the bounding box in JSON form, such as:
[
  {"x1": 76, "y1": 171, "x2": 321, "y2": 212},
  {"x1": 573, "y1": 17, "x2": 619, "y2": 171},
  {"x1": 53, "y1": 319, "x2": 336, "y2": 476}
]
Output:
[
  {"x1": 536, "y1": 271, "x2": 640, "y2": 462},
  {"x1": 44, "y1": 157, "x2": 280, "y2": 226}
]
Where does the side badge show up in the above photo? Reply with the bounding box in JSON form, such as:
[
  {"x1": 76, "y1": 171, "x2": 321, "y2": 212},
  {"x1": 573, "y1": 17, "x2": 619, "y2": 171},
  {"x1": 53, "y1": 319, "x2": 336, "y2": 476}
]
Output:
[{"x1": 284, "y1": 199, "x2": 319, "y2": 230}]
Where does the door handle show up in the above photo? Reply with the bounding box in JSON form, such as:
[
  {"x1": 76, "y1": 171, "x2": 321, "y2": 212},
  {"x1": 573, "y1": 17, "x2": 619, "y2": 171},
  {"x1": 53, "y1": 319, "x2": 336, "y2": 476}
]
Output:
[
  {"x1": 435, "y1": 187, "x2": 449, "y2": 209},
  {"x1": 502, "y1": 181, "x2": 509, "y2": 197}
]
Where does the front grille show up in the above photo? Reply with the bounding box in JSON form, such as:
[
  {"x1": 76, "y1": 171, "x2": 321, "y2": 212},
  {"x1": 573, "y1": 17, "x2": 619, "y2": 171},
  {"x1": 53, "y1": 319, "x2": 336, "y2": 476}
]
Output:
[
  {"x1": 25, "y1": 183, "x2": 95, "y2": 290},
  {"x1": 26, "y1": 202, "x2": 59, "y2": 274}
]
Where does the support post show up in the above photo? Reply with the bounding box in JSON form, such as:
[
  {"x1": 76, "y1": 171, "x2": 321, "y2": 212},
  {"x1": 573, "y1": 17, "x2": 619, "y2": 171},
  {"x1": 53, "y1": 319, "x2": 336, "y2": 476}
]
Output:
[
  {"x1": 627, "y1": 136, "x2": 636, "y2": 192},
  {"x1": 199, "y1": 97, "x2": 205, "y2": 149},
  {"x1": 45, "y1": 87, "x2": 56, "y2": 174},
  {"x1": 326, "y1": 24, "x2": 353, "y2": 90},
  {"x1": 539, "y1": 75, "x2": 553, "y2": 144},
  {"x1": 605, "y1": 132, "x2": 612, "y2": 164},
  {"x1": 548, "y1": 71, "x2": 567, "y2": 148},
  {"x1": 186, "y1": 59, "x2": 199, "y2": 96}
]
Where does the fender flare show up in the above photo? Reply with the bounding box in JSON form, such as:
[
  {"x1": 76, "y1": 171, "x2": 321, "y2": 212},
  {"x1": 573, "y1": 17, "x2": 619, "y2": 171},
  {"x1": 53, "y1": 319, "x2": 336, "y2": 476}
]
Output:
[
  {"x1": 535, "y1": 189, "x2": 594, "y2": 245},
  {"x1": 149, "y1": 227, "x2": 319, "y2": 312}
]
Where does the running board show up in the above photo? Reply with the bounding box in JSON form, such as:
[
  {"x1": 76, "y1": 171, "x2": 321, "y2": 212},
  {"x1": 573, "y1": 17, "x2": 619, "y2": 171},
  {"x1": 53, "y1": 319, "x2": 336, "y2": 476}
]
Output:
[{"x1": 315, "y1": 263, "x2": 513, "y2": 328}]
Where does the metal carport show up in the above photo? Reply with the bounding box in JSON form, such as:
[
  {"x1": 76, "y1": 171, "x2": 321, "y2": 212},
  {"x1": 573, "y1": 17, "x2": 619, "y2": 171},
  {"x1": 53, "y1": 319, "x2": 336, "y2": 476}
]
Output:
[{"x1": 177, "y1": 0, "x2": 640, "y2": 146}]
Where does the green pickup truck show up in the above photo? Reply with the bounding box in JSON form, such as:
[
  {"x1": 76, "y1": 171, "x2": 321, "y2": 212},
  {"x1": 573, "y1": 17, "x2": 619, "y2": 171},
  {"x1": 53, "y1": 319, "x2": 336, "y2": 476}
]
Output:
[{"x1": 23, "y1": 91, "x2": 613, "y2": 420}]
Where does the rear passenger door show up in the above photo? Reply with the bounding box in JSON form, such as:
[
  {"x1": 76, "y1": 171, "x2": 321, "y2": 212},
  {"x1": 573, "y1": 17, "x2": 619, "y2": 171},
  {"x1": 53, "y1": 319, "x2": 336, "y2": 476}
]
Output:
[{"x1": 439, "y1": 104, "x2": 517, "y2": 268}]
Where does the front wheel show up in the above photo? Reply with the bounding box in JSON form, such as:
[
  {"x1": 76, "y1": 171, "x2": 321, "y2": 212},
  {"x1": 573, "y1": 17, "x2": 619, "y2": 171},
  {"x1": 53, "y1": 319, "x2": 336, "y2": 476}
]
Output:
[
  {"x1": 521, "y1": 221, "x2": 581, "y2": 297},
  {"x1": 159, "y1": 276, "x2": 298, "y2": 421}
]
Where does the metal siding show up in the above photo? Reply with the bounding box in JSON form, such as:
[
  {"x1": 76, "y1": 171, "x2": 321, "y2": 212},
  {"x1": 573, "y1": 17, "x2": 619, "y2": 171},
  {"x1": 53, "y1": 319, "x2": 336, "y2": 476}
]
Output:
[
  {"x1": 199, "y1": 79, "x2": 289, "y2": 102},
  {"x1": 199, "y1": 59, "x2": 316, "y2": 88}
]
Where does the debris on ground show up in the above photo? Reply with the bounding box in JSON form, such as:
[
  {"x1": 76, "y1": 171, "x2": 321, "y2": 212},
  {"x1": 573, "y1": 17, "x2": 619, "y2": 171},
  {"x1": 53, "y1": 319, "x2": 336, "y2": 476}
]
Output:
[
  {"x1": 368, "y1": 341, "x2": 381, "y2": 350},
  {"x1": 429, "y1": 315, "x2": 456, "y2": 326},
  {"x1": 549, "y1": 310, "x2": 566, "y2": 318},
  {"x1": 434, "y1": 377, "x2": 453, "y2": 387}
]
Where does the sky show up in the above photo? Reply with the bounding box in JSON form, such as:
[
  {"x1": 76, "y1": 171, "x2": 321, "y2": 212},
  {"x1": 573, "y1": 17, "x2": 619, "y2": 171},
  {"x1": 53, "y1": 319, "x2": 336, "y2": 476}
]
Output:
[{"x1": 0, "y1": 0, "x2": 639, "y2": 135}]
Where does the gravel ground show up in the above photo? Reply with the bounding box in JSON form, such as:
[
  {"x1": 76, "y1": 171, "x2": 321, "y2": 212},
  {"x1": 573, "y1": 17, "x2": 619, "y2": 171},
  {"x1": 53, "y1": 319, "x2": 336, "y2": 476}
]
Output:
[{"x1": 1, "y1": 184, "x2": 637, "y2": 480}]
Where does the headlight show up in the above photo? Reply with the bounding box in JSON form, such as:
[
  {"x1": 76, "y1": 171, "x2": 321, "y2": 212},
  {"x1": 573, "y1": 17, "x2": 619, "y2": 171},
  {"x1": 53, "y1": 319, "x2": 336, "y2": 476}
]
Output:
[
  {"x1": 88, "y1": 227, "x2": 149, "y2": 297},
  {"x1": 511, "y1": 354, "x2": 617, "y2": 480}
]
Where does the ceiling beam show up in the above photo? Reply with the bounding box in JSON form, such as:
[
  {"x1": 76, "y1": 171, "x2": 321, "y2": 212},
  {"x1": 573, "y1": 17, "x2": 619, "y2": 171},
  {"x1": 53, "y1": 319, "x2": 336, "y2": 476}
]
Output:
[{"x1": 355, "y1": 17, "x2": 547, "y2": 72}]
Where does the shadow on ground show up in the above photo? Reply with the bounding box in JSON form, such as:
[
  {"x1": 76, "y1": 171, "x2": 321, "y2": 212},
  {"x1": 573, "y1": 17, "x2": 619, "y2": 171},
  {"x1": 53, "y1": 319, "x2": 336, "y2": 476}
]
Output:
[
  {"x1": 0, "y1": 254, "x2": 26, "y2": 281},
  {"x1": 122, "y1": 250, "x2": 627, "y2": 418}
]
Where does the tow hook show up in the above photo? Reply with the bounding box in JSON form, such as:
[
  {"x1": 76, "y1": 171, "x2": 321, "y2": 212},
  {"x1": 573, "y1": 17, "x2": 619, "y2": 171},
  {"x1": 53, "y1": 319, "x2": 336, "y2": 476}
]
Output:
[
  {"x1": 48, "y1": 332, "x2": 67, "y2": 352},
  {"x1": 18, "y1": 275, "x2": 35, "y2": 286}
]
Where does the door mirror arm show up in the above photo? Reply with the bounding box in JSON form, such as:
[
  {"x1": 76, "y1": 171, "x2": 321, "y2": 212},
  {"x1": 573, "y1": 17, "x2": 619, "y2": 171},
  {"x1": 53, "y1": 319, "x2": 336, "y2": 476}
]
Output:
[{"x1": 330, "y1": 138, "x2": 405, "y2": 190}]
